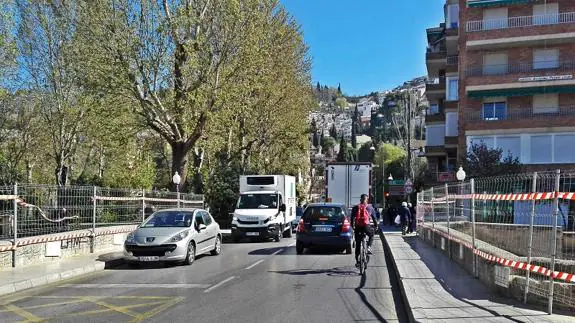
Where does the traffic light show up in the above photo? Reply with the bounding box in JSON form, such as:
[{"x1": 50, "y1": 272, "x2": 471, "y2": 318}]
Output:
[{"x1": 385, "y1": 192, "x2": 390, "y2": 198}]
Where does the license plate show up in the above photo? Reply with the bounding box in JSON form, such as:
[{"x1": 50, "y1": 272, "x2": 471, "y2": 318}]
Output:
[
  {"x1": 138, "y1": 256, "x2": 159, "y2": 262},
  {"x1": 313, "y1": 226, "x2": 332, "y2": 232},
  {"x1": 246, "y1": 232, "x2": 260, "y2": 236}
]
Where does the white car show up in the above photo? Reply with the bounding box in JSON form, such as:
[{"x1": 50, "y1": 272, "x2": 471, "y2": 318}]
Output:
[{"x1": 124, "y1": 208, "x2": 221, "y2": 266}]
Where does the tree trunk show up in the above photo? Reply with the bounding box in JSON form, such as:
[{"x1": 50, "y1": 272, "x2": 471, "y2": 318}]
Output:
[
  {"x1": 54, "y1": 164, "x2": 68, "y2": 187},
  {"x1": 170, "y1": 141, "x2": 189, "y2": 192},
  {"x1": 25, "y1": 160, "x2": 33, "y2": 183}
]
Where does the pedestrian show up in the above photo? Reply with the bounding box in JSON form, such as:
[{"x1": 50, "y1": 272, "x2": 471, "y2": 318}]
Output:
[
  {"x1": 397, "y1": 202, "x2": 412, "y2": 235},
  {"x1": 407, "y1": 203, "x2": 416, "y2": 233}
]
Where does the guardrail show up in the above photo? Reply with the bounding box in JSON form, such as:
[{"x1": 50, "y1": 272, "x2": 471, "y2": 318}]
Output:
[
  {"x1": 467, "y1": 12, "x2": 575, "y2": 32},
  {"x1": 0, "y1": 184, "x2": 204, "y2": 241}
]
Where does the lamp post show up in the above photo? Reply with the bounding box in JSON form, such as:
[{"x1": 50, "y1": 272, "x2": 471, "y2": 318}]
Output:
[
  {"x1": 172, "y1": 171, "x2": 181, "y2": 208},
  {"x1": 456, "y1": 167, "x2": 466, "y2": 219}
]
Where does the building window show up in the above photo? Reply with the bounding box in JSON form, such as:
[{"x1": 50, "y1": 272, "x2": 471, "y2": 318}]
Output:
[
  {"x1": 445, "y1": 112, "x2": 458, "y2": 137},
  {"x1": 447, "y1": 77, "x2": 458, "y2": 101},
  {"x1": 497, "y1": 136, "x2": 521, "y2": 160},
  {"x1": 447, "y1": 4, "x2": 459, "y2": 29},
  {"x1": 483, "y1": 53, "x2": 508, "y2": 76},
  {"x1": 533, "y1": 93, "x2": 559, "y2": 114},
  {"x1": 554, "y1": 134, "x2": 575, "y2": 163},
  {"x1": 482, "y1": 102, "x2": 506, "y2": 120},
  {"x1": 425, "y1": 125, "x2": 445, "y2": 146},
  {"x1": 483, "y1": 7, "x2": 508, "y2": 30},
  {"x1": 469, "y1": 137, "x2": 494, "y2": 150},
  {"x1": 429, "y1": 104, "x2": 439, "y2": 115},
  {"x1": 530, "y1": 135, "x2": 552, "y2": 163},
  {"x1": 533, "y1": 49, "x2": 559, "y2": 70},
  {"x1": 533, "y1": 3, "x2": 559, "y2": 25}
]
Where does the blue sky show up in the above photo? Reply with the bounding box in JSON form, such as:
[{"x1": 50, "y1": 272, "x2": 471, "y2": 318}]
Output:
[{"x1": 280, "y1": 0, "x2": 445, "y2": 96}]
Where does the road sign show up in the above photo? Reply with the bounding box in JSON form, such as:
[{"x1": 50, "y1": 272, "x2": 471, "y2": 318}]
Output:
[
  {"x1": 388, "y1": 186, "x2": 405, "y2": 196},
  {"x1": 389, "y1": 180, "x2": 404, "y2": 186},
  {"x1": 404, "y1": 179, "x2": 413, "y2": 194}
]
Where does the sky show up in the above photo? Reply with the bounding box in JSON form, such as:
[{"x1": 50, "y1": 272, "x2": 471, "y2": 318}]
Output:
[{"x1": 280, "y1": 0, "x2": 446, "y2": 96}]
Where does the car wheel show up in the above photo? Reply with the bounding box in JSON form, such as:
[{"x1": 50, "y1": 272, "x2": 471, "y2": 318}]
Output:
[
  {"x1": 127, "y1": 261, "x2": 140, "y2": 268},
  {"x1": 274, "y1": 225, "x2": 283, "y2": 242},
  {"x1": 296, "y1": 241, "x2": 304, "y2": 254},
  {"x1": 184, "y1": 242, "x2": 195, "y2": 265},
  {"x1": 345, "y1": 244, "x2": 352, "y2": 254},
  {"x1": 211, "y1": 235, "x2": 222, "y2": 256},
  {"x1": 284, "y1": 225, "x2": 293, "y2": 238}
]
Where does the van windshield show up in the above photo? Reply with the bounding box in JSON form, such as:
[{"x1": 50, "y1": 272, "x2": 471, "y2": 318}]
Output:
[{"x1": 237, "y1": 193, "x2": 278, "y2": 209}]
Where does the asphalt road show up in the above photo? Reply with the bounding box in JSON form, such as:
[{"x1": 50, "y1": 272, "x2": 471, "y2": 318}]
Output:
[{"x1": 0, "y1": 235, "x2": 407, "y2": 323}]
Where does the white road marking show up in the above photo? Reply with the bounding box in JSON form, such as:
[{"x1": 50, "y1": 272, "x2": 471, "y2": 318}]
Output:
[
  {"x1": 59, "y1": 283, "x2": 211, "y2": 289},
  {"x1": 271, "y1": 248, "x2": 284, "y2": 255},
  {"x1": 203, "y1": 276, "x2": 236, "y2": 293},
  {"x1": 288, "y1": 242, "x2": 296, "y2": 247},
  {"x1": 245, "y1": 259, "x2": 264, "y2": 270}
]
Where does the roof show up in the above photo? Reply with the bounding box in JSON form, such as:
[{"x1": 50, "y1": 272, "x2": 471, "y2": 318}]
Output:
[{"x1": 305, "y1": 203, "x2": 345, "y2": 208}]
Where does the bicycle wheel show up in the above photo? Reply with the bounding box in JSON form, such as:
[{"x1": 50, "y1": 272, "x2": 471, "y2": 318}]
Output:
[{"x1": 359, "y1": 239, "x2": 366, "y2": 275}]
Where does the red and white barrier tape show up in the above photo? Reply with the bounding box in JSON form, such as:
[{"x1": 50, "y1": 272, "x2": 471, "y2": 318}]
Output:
[
  {"x1": 427, "y1": 191, "x2": 567, "y2": 202},
  {"x1": 94, "y1": 195, "x2": 203, "y2": 204},
  {"x1": 420, "y1": 224, "x2": 575, "y2": 283}
]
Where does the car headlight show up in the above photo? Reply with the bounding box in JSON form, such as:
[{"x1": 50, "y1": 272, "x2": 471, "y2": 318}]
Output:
[
  {"x1": 170, "y1": 231, "x2": 189, "y2": 242},
  {"x1": 232, "y1": 216, "x2": 238, "y2": 221},
  {"x1": 125, "y1": 232, "x2": 135, "y2": 243}
]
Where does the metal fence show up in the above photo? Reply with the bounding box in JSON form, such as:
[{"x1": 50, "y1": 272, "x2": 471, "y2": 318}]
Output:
[
  {"x1": 0, "y1": 184, "x2": 204, "y2": 241},
  {"x1": 417, "y1": 170, "x2": 575, "y2": 313}
]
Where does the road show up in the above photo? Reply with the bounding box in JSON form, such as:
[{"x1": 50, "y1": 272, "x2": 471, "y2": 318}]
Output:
[{"x1": 0, "y1": 235, "x2": 407, "y2": 323}]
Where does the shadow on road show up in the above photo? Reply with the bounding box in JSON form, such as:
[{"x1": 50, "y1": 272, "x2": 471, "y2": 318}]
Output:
[
  {"x1": 249, "y1": 246, "x2": 348, "y2": 256},
  {"x1": 270, "y1": 267, "x2": 357, "y2": 277},
  {"x1": 101, "y1": 253, "x2": 211, "y2": 270}
]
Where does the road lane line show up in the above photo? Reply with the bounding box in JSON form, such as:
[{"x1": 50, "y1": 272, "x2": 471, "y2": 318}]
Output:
[
  {"x1": 203, "y1": 276, "x2": 236, "y2": 293},
  {"x1": 245, "y1": 259, "x2": 264, "y2": 270},
  {"x1": 3, "y1": 304, "x2": 43, "y2": 321},
  {"x1": 288, "y1": 242, "x2": 296, "y2": 247},
  {"x1": 271, "y1": 248, "x2": 284, "y2": 255},
  {"x1": 59, "y1": 283, "x2": 211, "y2": 289}
]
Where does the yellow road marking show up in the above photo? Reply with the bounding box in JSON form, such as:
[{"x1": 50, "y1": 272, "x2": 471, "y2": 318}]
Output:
[
  {"x1": 2, "y1": 304, "x2": 44, "y2": 322},
  {"x1": 129, "y1": 296, "x2": 185, "y2": 323},
  {"x1": 18, "y1": 299, "x2": 87, "y2": 310},
  {"x1": 55, "y1": 301, "x2": 168, "y2": 317},
  {"x1": 80, "y1": 297, "x2": 140, "y2": 318}
]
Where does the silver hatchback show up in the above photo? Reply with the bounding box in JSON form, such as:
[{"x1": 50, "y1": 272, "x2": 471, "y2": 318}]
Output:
[{"x1": 124, "y1": 208, "x2": 222, "y2": 266}]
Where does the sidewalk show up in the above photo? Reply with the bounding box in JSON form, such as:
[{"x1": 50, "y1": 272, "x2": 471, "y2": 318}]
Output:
[
  {"x1": 0, "y1": 248, "x2": 124, "y2": 297},
  {"x1": 381, "y1": 227, "x2": 574, "y2": 323}
]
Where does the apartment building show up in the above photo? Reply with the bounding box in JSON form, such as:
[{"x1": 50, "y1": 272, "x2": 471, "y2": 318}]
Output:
[{"x1": 425, "y1": 0, "x2": 575, "y2": 183}]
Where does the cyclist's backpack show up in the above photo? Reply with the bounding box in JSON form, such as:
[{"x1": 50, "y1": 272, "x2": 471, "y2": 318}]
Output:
[{"x1": 355, "y1": 204, "x2": 371, "y2": 227}]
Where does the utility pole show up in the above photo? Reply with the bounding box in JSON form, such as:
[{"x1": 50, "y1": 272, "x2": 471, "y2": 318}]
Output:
[{"x1": 406, "y1": 92, "x2": 412, "y2": 203}]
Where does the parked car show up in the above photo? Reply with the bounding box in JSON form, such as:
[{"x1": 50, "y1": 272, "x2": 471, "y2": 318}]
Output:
[
  {"x1": 295, "y1": 203, "x2": 353, "y2": 255},
  {"x1": 124, "y1": 208, "x2": 221, "y2": 266}
]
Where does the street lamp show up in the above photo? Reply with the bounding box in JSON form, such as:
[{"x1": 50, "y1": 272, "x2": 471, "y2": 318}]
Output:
[
  {"x1": 456, "y1": 167, "x2": 466, "y2": 219},
  {"x1": 172, "y1": 171, "x2": 181, "y2": 208}
]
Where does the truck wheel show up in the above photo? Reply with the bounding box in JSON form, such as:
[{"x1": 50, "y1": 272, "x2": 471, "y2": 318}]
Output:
[
  {"x1": 296, "y1": 241, "x2": 304, "y2": 254},
  {"x1": 274, "y1": 225, "x2": 283, "y2": 242}
]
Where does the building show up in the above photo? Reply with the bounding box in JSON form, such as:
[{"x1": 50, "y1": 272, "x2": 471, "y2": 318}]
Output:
[{"x1": 425, "y1": 0, "x2": 575, "y2": 183}]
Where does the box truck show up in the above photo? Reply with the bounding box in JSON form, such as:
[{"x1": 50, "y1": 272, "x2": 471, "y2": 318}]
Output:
[
  {"x1": 231, "y1": 175, "x2": 296, "y2": 242},
  {"x1": 325, "y1": 162, "x2": 372, "y2": 210}
]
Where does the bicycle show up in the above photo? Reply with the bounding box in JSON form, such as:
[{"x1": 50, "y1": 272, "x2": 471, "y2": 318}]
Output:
[{"x1": 357, "y1": 231, "x2": 370, "y2": 275}]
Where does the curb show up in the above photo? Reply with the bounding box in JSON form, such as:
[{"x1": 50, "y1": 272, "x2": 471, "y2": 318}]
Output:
[
  {"x1": 379, "y1": 231, "x2": 416, "y2": 323},
  {"x1": 0, "y1": 256, "x2": 126, "y2": 298}
]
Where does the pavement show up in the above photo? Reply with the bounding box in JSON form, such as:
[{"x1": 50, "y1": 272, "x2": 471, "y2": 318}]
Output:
[
  {"x1": 381, "y1": 226, "x2": 575, "y2": 323},
  {"x1": 0, "y1": 235, "x2": 408, "y2": 322}
]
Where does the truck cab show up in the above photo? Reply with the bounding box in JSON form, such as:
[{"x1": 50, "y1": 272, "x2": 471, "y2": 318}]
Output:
[{"x1": 231, "y1": 175, "x2": 296, "y2": 242}]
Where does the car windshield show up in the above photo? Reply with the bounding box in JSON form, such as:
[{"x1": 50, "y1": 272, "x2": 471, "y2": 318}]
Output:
[
  {"x1": 141, "y1": 211, "x2": 193, "y2": 228},
  {"x1": 303, "y1": 206, "x2": 346, "y2": 222},
  {"x1": 237, "y1": 193, "x2": 278, "y2": 209}
]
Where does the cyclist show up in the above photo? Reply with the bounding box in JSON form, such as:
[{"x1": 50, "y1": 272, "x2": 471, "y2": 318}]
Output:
[{"x1": 351, "y1": 194, "x2": 378, "y2": 268}]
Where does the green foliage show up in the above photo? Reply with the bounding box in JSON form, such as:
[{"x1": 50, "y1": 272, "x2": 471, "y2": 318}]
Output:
[
  {"x1": 335, "y1": 97, "x2": 347, "y2": 109},
  {"x1": 465, "y1": 142, "x2": 522, "y2": 178},
  {"x1": 321, "y1": 137, "x2": 336, "y2": 155},
  {"x1": 336, "y1": 136, "x2": 357, "y2": 162},
  {"x1": 296, "y1": 183, "x2": 307, "y2": 206}
]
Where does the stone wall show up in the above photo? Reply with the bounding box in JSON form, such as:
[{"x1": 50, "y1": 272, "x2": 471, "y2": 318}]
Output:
[{"x1": 0, "y1": 225, "x2": 135, "y2": 269}]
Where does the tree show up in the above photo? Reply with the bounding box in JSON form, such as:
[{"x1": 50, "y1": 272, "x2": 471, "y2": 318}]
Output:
[
  {"x1": 329, "y1": 124, "x2": 338, "y2": 139},
  {"x1": 310, "y1": 118, "x2": 318, "y2": 134},
  {"x1": 351, "y1": 123, "x2": 357, "y2": 149},
  {"x1": 337, "y1": 136, "x2": 347, "y2": 162},
  {"x1": 321, "y1": 137, "x2": 336, "y2": 156},
  {"x1": 357, "y1": 142, "x2": 374, "y2": 162},
  {"x1": 337, "y1": 83, "x2": 342, "y2": 95},
  {"x1": 316, "y1": 82, "x2": 321, "y2": 91},
  {"x1": 335, "y1": 97, "x2": 347, "y2": 109},
  {"x1": 465, "y1": 142, "x2": 522, "y2": 178}
]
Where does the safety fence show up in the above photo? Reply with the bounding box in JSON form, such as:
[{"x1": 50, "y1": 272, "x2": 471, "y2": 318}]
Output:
[
  {"x1": 0, "y1": 184, "x2": 204, "y2": 243},
  {"x1": 417, "y1": 170, "x2": 575, "y2": 313}
]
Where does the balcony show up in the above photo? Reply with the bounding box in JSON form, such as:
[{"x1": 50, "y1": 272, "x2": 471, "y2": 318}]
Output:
[
  {"x1": 466, "y1": 12, "x2": 575, "y2": 50},
  {"x1": 467, "y1": 12, "x2": 575, "y2": 33},
  {"x1": 446, "y1": 56, "x2": 458, "y2": 73},
  {"x1": 466, "y1": 60, "x2": 575, "y2": 77},
  {"x1": 426, "y1": 50, "x2": 446, "y2": 61},
  {"x1": 445, "y1": 136, "x2": 458, "y2": 146},
  {"x1": 466, "y1": 105, "x2": 575, "y2": 122},
  {"x1": 425, "y1": 111, "x2": 445, "y2": 123},
  {"x1": 425, "y1": 77, "x2": 446, "y2": 92}
]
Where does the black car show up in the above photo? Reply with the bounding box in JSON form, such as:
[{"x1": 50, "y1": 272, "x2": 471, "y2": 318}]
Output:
[{"x1": 295, "y1": 203, "x2": 353, "y2": 254}]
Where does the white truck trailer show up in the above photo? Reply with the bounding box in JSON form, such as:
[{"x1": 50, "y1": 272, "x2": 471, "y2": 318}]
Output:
[
  {"x1": 231, "y1": 175, "x2": 296, "y2": 242},
  {"x1": 325, "y1": 162, "x2": 372, "y2": 210}
]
